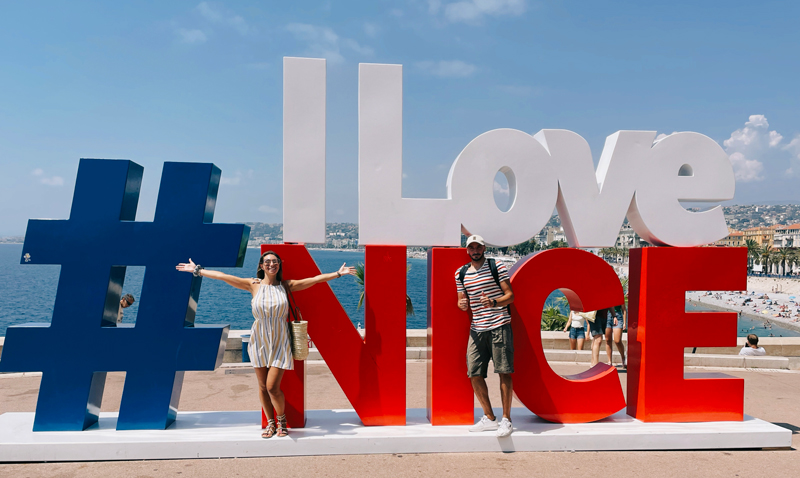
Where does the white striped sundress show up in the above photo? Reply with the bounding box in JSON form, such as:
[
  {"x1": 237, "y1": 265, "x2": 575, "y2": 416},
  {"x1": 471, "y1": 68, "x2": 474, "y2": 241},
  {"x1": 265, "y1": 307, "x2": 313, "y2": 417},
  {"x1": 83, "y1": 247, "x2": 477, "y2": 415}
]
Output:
[{"x1": 248, "y1": 282, "x2": 294, "y2": 370}]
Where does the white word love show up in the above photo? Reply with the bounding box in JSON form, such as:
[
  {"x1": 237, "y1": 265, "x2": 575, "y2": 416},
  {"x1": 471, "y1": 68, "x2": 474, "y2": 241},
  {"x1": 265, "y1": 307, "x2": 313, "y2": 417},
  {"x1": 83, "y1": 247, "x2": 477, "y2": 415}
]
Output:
[{"x1": 282, "y1": 58, "x2": 734, "y2": 248}]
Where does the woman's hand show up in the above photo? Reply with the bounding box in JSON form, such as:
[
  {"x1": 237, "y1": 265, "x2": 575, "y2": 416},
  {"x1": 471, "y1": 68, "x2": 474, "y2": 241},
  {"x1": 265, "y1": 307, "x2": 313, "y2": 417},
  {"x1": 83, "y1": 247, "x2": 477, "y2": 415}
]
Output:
[
  {"x1": 338, "y1": 263, "x2": 356, "y2": 277},
  {"x1": 176, "y1": 258, "x2": 196, "y2": 273}
]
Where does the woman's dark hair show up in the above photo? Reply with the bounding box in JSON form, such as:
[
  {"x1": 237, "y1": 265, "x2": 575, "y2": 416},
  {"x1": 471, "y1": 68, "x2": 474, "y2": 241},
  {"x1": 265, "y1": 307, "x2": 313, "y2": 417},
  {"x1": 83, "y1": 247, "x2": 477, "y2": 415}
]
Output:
[{"x1": 257, "y1": 251, "x2": 282, "y2": 281}]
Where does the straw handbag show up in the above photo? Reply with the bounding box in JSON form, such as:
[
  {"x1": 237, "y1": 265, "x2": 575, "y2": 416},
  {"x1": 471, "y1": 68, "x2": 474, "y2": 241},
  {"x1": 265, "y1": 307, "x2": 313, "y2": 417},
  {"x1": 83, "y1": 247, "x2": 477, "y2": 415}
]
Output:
[{"x1": 284, "y1": 284, "x2": 309, "y2": 361}]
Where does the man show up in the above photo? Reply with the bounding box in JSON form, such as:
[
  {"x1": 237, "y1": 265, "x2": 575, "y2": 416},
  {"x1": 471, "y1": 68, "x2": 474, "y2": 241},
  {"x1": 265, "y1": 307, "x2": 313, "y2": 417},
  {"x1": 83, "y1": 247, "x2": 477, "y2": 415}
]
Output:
[
  {"x1": 117, "y1": 293, "x2": 135, "y2": 325},
  {"x1": 455, "y1": 235, "x2": 515, "y2": 437},
  {"x1": 739, "y1": 334, "x2": 766, "y2": 356}
]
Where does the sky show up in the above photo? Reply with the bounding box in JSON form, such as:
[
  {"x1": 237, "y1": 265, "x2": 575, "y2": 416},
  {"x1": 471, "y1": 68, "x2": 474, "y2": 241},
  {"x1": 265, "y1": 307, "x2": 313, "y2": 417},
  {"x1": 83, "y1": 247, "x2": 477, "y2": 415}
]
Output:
[{"x1": 1, "y1": 0, "x2": 799, "y2": 236}]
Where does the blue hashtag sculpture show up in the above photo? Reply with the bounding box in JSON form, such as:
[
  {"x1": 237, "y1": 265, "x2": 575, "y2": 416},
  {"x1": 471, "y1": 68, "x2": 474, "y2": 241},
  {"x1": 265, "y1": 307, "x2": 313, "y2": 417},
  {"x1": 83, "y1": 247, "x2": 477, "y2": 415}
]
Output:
[{"x1": 0, "y1": 159, "x2": 249, "y2": 431}]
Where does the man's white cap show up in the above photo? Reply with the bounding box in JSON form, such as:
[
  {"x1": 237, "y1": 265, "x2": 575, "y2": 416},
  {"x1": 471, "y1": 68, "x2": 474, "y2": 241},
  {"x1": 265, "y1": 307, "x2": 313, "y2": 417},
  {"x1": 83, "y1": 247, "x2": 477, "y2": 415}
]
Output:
[{"x1": 466, "y1": 234, "x2": 485, "y2": 247}]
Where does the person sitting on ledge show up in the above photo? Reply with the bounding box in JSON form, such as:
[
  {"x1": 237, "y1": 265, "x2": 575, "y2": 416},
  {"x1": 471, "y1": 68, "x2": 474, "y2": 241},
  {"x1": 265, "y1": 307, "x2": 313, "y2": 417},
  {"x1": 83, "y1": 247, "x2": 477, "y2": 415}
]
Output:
[{"x1": 739, "y1": 334, "x2": 767, "y2": 356}]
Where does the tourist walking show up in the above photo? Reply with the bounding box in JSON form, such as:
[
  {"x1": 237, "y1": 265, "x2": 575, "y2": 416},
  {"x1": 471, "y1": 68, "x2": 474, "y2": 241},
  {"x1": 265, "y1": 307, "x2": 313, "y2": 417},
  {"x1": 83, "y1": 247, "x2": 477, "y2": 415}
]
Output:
[
  {"x1": 455, "y1": 235, "x2": 515, "y2": 437},
  {"x1": 176, "y1": 252, "x2": 355, "y2": 438},
  {"x1": 589, "y1": 308, "x2": 611, "y2": 366},
  {"x1": 605, "y1": 304, "x2": 627, "y2": 368}
]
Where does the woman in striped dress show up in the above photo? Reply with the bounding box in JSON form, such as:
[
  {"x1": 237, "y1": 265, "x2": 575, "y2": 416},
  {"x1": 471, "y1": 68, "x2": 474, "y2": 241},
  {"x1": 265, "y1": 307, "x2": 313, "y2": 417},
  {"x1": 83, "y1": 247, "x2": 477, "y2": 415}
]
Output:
[{"x1": 176, "y1": 251, "x2": 355, "y2": 438}]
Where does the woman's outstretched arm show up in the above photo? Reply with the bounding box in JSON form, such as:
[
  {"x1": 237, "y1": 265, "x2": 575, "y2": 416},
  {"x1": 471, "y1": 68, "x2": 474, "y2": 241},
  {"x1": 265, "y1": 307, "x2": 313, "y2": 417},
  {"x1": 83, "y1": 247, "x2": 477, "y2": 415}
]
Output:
[
  {"x1": 286, "y1": 262, "x2": 356, "y2": 292},
  {"x1": 176, "y1": 258, "x2": 253, "y2": 292}
]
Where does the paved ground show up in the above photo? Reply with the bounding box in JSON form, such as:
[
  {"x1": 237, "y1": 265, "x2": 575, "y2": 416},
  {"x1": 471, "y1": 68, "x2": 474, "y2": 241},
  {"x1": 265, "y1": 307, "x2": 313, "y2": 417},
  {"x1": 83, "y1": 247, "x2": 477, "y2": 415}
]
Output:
[{"x1": 1, "y1": 361, "x2": 799, "y2": 477}]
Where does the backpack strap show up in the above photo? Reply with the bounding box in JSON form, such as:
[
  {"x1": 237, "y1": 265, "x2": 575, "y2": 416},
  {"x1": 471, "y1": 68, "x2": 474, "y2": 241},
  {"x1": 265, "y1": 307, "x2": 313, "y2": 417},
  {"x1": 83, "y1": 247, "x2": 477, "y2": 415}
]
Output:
[
  {"x1": 488, "y1": 258, "x2": 512, "y2": 314},
  {"x1": 487, "y1": 258, "x2": 501, "y2": 289},
  {"x1": 458, "y1": 264, "x2": 470, "y2": 299}
]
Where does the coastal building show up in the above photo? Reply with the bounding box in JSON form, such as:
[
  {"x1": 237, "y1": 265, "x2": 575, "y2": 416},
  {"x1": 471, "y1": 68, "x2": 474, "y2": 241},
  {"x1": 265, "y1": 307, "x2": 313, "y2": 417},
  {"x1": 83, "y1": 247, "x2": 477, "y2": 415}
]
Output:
[
  {"x1": 743, "y1": 225, "x2": 777, "y2": 247},
  {"x1": 714, "y1": 230, "x2": 744, "y2": 247},
  {"x1": 615, "y1": 223, "x2": 645, "y2": 250},
  {"x1": 773, "y1": 224, "x2": 800, "y2": 248}
]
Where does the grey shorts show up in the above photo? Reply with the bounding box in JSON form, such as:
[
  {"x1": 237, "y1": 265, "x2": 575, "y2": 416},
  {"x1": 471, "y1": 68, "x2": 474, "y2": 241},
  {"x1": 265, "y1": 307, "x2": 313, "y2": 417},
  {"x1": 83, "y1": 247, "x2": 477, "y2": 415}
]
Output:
[{"x1": 467, "y1": 323, "x2": 514, "y2": 377}]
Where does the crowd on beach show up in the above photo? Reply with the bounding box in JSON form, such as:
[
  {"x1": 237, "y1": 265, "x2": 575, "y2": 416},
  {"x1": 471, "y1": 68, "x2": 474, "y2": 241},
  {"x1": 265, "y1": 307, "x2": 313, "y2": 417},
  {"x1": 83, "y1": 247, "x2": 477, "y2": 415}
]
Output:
[{"x1": 686, "y1": 277, "x2": 800, "y2": 335}]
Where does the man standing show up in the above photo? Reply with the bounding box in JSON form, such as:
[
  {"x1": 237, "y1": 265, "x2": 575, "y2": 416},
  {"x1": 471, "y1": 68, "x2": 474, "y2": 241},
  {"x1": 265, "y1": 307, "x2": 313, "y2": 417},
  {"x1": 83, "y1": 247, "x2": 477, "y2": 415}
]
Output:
[{"x1": 455, "y1": 235, "x2": 515, "y2": 437}]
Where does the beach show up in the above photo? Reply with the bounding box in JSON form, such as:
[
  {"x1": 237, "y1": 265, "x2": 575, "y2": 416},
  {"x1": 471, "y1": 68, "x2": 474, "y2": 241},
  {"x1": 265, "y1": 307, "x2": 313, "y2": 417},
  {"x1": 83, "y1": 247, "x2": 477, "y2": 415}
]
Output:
[{"x1": 687, "y1": 276, "x2": 800, "y2": 334}]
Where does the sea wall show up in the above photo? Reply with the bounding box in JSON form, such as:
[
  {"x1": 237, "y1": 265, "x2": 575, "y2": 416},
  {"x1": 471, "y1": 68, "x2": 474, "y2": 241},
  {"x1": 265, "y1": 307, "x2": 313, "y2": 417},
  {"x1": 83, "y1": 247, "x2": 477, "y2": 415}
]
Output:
[{"x1": 3, "y1": 330, "x2": 799, "y2": 366}]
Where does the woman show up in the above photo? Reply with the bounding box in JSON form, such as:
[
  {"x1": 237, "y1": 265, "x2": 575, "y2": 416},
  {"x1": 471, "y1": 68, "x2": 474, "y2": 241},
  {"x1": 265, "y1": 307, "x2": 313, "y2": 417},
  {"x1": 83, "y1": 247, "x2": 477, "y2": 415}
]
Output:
[
  {"x1": 176, "y1": 251, "x2": 355, "y2": 438},
  {"x1": 564, "y1": 309, "x2": 587, "y2": 351},
  {"x1": 605, "y1": 303, "x2": 627, "y2": 368}
]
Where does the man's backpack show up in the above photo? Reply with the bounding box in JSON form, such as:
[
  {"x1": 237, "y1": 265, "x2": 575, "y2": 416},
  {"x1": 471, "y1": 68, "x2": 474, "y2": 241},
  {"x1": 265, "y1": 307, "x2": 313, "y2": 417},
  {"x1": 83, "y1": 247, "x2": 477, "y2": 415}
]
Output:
[{"x1": 458, "y1": 258, "x2": 511, "y2": 314}]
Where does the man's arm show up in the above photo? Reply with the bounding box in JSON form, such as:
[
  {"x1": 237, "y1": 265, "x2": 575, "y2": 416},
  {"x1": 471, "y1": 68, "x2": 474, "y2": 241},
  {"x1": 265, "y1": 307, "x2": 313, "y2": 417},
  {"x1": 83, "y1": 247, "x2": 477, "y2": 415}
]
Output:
[{"x1": 481, "y1": 280, "x2": 514, "y2": 308}]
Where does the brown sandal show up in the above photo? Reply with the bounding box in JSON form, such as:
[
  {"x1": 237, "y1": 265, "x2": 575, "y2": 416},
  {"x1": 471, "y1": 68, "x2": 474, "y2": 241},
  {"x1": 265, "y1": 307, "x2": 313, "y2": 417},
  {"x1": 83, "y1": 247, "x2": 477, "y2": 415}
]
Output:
[
  {"x1": 262, "y1": 419, "x2": 276, "y2": 439},
  {"x1": 276, "y1": 414, "x2": 288, "y2": 437}
]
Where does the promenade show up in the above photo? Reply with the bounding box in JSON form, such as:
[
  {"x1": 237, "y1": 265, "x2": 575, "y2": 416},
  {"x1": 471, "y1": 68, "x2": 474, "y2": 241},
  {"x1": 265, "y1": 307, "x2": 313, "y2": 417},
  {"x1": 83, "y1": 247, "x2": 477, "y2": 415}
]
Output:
[{"x1": 1, "y1": 360, "x2": 798, "y2": 477}]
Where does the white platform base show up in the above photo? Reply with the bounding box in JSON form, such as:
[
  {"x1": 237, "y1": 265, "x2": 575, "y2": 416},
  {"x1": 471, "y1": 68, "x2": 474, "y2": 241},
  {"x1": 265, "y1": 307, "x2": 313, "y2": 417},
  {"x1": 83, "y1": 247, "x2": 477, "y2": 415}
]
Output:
[{"x1": 0, "y1": 408, "x2": 791, "y2": 462}]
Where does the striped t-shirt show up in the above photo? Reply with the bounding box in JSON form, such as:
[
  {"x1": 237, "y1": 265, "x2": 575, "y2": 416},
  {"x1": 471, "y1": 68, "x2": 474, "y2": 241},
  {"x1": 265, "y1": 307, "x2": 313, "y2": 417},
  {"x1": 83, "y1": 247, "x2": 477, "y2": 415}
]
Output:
[{"x1": 455, "y1": 259, "x2": 511, "y2": 332}]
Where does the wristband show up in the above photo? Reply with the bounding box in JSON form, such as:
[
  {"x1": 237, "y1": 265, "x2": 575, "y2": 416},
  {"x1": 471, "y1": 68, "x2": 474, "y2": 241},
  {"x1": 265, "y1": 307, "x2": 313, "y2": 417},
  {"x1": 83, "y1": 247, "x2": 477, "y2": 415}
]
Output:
[
  {"x1": 492, "y1": 299, "x2": 497, "y2": 307},
  {"x1": 336, "y1": 271, "x2": 341, "y2": 278},
  {"x1": 193, "y1": 265, "x2": 204, "y2": 277}
]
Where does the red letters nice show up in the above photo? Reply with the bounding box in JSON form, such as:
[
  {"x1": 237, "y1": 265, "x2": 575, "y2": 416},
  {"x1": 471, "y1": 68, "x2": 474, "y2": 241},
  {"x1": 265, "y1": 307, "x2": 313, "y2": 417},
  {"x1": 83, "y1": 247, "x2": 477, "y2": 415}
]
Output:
[{"x1": 271, "y1": 57, "x2": 746, "y2": 428}]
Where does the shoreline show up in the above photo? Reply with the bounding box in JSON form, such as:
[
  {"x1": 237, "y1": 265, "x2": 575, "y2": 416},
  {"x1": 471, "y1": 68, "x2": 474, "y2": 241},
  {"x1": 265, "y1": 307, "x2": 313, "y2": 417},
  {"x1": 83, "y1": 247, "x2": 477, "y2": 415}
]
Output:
[{"x1": 687, "y1": 299, "x2": 800, "y2": 333}]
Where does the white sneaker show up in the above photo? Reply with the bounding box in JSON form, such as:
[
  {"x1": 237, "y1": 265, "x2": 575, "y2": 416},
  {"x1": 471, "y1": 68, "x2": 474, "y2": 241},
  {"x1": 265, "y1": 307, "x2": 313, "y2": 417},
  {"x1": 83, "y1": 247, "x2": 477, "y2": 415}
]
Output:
[
  {"x1": 468, "y1": 415, "x2": 498, "y2": 432},
  {"x1": 496, "y1": 417, "x2": 513, "y2": 437}
]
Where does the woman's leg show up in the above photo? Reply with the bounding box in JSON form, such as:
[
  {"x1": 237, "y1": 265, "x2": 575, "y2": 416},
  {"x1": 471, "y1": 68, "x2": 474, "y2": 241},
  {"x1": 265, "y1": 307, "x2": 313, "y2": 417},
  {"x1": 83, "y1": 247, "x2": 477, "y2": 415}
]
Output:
[
  {"x1": 605, "y1": 327, "x2": 614, "y2": 365},
  {"x1": 613, "y1": 327, "x2": 626, "y2": 366},
  {"x1": 569, "y1": 337, "x2": 577, "y2": 350},
  {"x1": 576, "y1": 337, "x2": 585, "y2": 350},
  {"x1": 254, "y1": 367, "x2": 273, "y2": 420},
  {"x1": 266, "y1": 367, "x2": 286, "y2": 416}
]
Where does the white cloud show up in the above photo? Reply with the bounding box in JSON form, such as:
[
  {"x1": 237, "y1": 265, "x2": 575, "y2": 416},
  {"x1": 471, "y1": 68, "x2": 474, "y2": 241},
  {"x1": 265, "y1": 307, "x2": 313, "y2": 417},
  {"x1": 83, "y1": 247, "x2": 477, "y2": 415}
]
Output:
[
  {"x1": 722, "y1": 115, "x2": 783, "y2": 183},
  {"x1": 258, "y1": 205, "x2": 279, "y2": 214},
  {"x1": 176, "y1": 28, "x2": 207, "y2": 44},
  {"x1": 363, "y1": 22, "x2": 379, "y2": 38},
  {"x1": 32, "y1": 168, "x2": 64, "y2": 186},
  {"x1": 221, "y1": 170, "x2": 248, "y2": 185},
  {"x1": 434, "y1": 0, "x2": 527, "y2": 24},
  {"x1": 728, "y1": 152, "x2": 764, "y2": 182},
  {"x1": 493, "y1": 179, "x2": 509, "y2": 197},
  {"x1": 196, "y1": 2, "x2": 252, "y2": 35},
  {"x1": 783, "y1": 135, "x2": 800, "y2": 177},
  {"x1": 770, "y1": 130, "x2": 784, "y2": 147},
  {"x1": 286, "y1": 23, "x2": 373, "y2": 64},
  {"x1": 417, "y1": 60, "x2": 477, "y2": 78}
]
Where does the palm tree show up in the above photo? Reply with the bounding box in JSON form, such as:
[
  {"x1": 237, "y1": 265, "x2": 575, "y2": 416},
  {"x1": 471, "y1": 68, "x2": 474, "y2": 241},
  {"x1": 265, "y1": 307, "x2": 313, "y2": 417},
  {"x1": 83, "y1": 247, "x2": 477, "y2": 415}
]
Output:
[
  {"x1": 354, "y1": 262, "x2": 414, "y2": 316},
  {"x1": 758, "y1": 245, "x2": 774, "y2": 275},
  {"x1": 745, "y1": 239, "x2": 759, "y2": 273},
  {"x1": 776, "y1": 248, "x2": 791, "y2": 276},
  {"x1": 541, "y1": 304, "x2": 568, "y2": 331}
]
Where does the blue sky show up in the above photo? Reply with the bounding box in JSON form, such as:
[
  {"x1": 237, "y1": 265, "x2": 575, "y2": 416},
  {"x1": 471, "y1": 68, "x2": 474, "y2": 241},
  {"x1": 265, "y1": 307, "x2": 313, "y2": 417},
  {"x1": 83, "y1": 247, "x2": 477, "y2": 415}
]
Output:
[{"x1": 1, "y1": 0, "x2": 799, "y2": 235}]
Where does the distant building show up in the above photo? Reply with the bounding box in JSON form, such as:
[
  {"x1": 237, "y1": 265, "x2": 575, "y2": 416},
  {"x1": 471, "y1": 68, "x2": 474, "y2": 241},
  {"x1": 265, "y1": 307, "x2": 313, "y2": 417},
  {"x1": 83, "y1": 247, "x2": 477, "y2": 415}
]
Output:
[
  {"x1": 743, "y1": 225, "x2": 778, "y2": 247},
  {"x1": 713, "y1": 230, "x2": 744, "y2": 247},
  {"x1": 773, "y1": 224, "x2": 800, "y2": 248},
  {"x1": 615, "y1": 224, "x2": 644, "y2": 250}
]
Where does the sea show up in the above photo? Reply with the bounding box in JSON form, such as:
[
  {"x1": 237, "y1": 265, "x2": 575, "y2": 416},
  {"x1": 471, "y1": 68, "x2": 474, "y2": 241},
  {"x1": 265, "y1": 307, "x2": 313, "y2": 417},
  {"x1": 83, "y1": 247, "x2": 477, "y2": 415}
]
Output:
[{"x1": 0, "y1": 244, "x2": 796, "y2": 337}]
